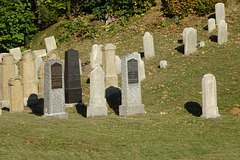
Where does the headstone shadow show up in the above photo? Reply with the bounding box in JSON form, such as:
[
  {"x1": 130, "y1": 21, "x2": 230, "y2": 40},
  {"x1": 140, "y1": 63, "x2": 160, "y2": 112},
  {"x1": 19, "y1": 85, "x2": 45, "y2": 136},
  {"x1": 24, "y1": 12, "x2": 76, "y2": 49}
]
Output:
[
  {"x1": 209, "y1": 35, "x2": 217, "y2": 42},
  {"x1": 184, "y1": 102, "x2": 202, "y2": 117},
  {"x1": 175, "y1": 44, "x2": 184, "y2": 54},
  {"x1": 76, "y1": 102, "x2": 87, "y2": 118},
  {"x1": 208, "y1": 14, "x2": 215, "y2": 19},
  {"x1": 203, "y1": 25, "x2": 208, "y2": 30},
  {"x1": 106, "y1": 86, "x2": 122, "y2": 115},
  {"x1": 27, "y1": 94, "x2": 43, "y2": 116}
]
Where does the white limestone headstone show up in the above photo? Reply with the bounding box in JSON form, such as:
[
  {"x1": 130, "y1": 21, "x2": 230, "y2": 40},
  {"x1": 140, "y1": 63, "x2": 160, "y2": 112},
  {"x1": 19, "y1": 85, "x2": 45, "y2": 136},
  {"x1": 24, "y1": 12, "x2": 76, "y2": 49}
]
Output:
[
  {"x1": 201, "y1": 74, "x2": 220, "y2": 119},
  {"x1": 115, "y1": 55, "x2": 121, "y2": 75},
  {"x1": 90, "y1": 44, "x2": 102, "y2": 68},
  {"x1": 87, "y1": 64, "x2": 107, "y2": 117},
  {"x1": 132, "y1": 52, "x2": 146, "y2": 81},
  {"x1": 33, "y1": 49, "x2": 47, "y2": 58},
  {"x1": 143, "y1": 32, "x2": 155, "y2": 59},
  {"x1": 159, "y1": 60, "x2": 168, "y2": 69},
  {"x1": 184, "y1": 28, "x2": 197, "y2": 56},
  {"x1": 9, "y1": 47, "x2": 21, "y2": 62},
  {"x1": 215, "y1": 3, "x2": 225, "y2": 26},
  {"x1": 79, "y1": 59, "x2": 82, "y2": 75},
  {"x1": 44, "y1": 36, "x2": 57, "y2": 53},
  {"x1": 208, "y1": 18, "x2": 216, "y2": 33},
  {"x1": 218, "y1": 20, "x2": 228, "y2": 45}
]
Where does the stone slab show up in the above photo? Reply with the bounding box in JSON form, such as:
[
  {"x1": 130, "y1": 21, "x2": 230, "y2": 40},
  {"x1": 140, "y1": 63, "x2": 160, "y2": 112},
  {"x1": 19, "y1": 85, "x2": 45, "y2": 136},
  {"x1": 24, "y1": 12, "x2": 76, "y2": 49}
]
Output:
[{"x1": 44, "y1": 36, "x2": 57, "y2": 53}]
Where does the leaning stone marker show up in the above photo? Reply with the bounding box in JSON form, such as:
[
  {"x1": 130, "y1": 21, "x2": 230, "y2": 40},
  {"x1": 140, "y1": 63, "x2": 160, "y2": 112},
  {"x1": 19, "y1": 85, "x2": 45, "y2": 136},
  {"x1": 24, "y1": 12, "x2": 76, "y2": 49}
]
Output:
[
  {"x1": 119, "y1": 54, "x2": 145, "y2": 116},
  {"x1": 44, "y1": 36, "x2": 57, "y2": 53},
  {"x1": 87, "y1": 64, "x2": 108, "y2": 117},
  {"x1": 8, "y1": 76, "x2": 24, "y2": 113},
  {"x1": 101, "y1": 44, "x2": 118, "y2": 89},
  {"x1": 201, "y1": 74, "x2": 220, "y2": 119},
  {"x1": 44, "y1": 59, "x2": 68, "y2": 119},
  {"x1": 160, "y1": 60, "x2": 168, "y2": 69},
  {"x1": 215, "y1": 3, "x2": 225, "y2": 26},
  {"x1": 208, "y1": 18, "x2": 216, "y2": 33},
  {"x1": 184, "y1": 28, "x2": 197, "y2": 56},
  {"x1": 65, "y1": 49, "x2": 82, "y2": 103},
  {"x1": 9, "y1": 47, "x2": 21, "y2": 62},
  {"x1": 218, "y1": 20, "x2": 228, "y2": 45},
  {"x1": 143, "y1": 32, "x2": 155, "y2": 59}
]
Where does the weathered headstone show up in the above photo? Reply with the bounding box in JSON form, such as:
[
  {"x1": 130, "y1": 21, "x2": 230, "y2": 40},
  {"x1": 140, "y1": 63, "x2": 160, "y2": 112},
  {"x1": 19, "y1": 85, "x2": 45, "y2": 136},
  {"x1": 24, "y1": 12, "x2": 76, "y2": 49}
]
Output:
[
  {"x1": 33, "y1": 49, "x2": 47, "y2": 58},
  {"x1": 79, "y1": 59, "x2": 82, "y2": 75},
  {"x1": 215, "y1": 3, "x2": 225, "y2": 26},
  {"x1": 201, "y1": 74, "x2": 220, "y2": 119},
  {"x1": 218, "y1": 20, "x2": 228, "y2": 45},
  {"x1": 159, "y1": 60, "x2": 168, "y2": 69},
  {"x1": 87, "y1": 64, "x2": 108, "y2": 117},
  {"x1": 0, "y1": 53, "x2": 9, "y2": 63},
  {"x1": 208, "y1": 18, "x2": 216, "y2": 33},
  {"x1": 35, "y1": 56, "x2": 43, "y2": 82},
  {"x1": 0, "y1": 54, "x2": 16, "y2": 108},
  {"x1": 143, "y1": 32, "x2": 155, "y2": 59},
  {"x1": 101, "y1": 44, "x2": 118, "y2": 89},
  {"x1": 8, "y1": 76, "x2": 24, "y2": 112},
  {"x1": 44, "y1": 36, "x2": 57, "y2": 53},
  {"x1": 38, "y1": 62, "x2": 45, "y2": 99},
  {"x1": 15, "y1": 64, "x2": 18, "y2": 76},
  {"x1": 64, "y1": 49, "x2": 82, "y2": 103},
  {"x1": 119, "y1": 54, "x2": 145, "y2": 116},
  {"x1": 46, "y1": 50, "x2": 60, "y2": 60},
  {"x1": 132, "y1": 52, "x2": 146, "y2": 81},
  {"x1": 9, "y1": 47, "x2": 21, "y2": 62},
  {"x1": 20, "y1": 50, "x2": 38, "y2": 105},
  {"x1": 184, "y1": 28, "x2": 197, "y2": 56},
  {"x1": 90, "y1": 44, "x2": 102, "y2": 68},
  {"x1": 115, "y1": 55, "x2": 121, "y2": 75},
  {"x1": 44, "y1": 59, "x2": 68, "y2": 119}
]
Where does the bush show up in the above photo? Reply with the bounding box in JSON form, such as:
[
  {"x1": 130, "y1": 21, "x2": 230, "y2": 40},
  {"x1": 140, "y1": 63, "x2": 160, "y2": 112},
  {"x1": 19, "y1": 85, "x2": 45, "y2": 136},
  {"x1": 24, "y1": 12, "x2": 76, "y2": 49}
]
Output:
[{"x1": 161, "y1": 0, "x2": 227, "y2": 19}]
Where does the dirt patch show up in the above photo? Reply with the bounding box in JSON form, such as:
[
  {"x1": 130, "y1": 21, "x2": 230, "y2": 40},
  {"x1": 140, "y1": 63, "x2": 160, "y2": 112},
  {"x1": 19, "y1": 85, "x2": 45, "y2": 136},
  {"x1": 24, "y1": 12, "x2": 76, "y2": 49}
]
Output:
[{"x1": 230, "y1": 108, "x2": 240, "y2": 116}]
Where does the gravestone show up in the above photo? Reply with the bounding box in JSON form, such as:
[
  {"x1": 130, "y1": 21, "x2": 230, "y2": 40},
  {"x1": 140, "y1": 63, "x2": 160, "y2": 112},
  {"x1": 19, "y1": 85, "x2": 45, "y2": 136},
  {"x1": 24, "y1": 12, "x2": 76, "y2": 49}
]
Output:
[
  {"x1": 201, "y1": 74, "x2": 220, "y2": 119},
  {"x1": 132, "y1": 52, "x2": 146, "y2": 81},
  {"x1": 90, "y1": 44, "x2": 102, "y2": 68},
  {"x1": 33, "y1": 49, "x2": 47, "y2": 58},
  {"x1": 9, "y1": 47, "x2": 21, "y2": 62},
  {"x1": 20, "y1": 50, "x2": 38, "y2": 105},
  {"x1": 0, "y1": 54, "x2": 16, "y2": 108},
  {"x1": 38, "y1": 62, "x2": 45, "y2": 99},
  {"x1": 35, "y1": 56, "x2": 43, "y2": 82},
  {"x1": 160, "y1": 60, "x2": 168, "y2": 69},
  {"x1": 115, "y1": 55, "x2": 121, "y2": 75},
  {"x1": 87, "y1": 64, "x2": 108, "y2": 117},
  {"x1": 44, "y1": 36, "x2": 57, "y2": 53},
  {"x1": 44, "y1": 59, "x2": 68, "y2": 119},
  {"x1": 0, "y1": 108, "x2": 1, "y2": 115},
  {"x1": 65, "y1": 49, "x2": 82, "y2": 103},
  {"x1": 143, "y1": 32, "x2": 155, "y2": 59},
  {"x1": 218, "y1": 20, "x2": 228, "y2": 45},
  {"x1": 79, "y1": 59, "x2": 82, "y2": 75},
  {"x1": 8, "y1": 76, "x2": 24, "y2": 112},
  {"x1": 183, "y1": 27, "x2": 190, "y2": 44},
  {"x1": 208, "y1": 18, "x2": 216, "y2": 33},
  {"x1": 184, "y1": 28, "x2": 197, "y2": 56},
  {"x1": 119, "y1": 54, "x2": 145, "y2": 116},
  {"x1": 101, "y1": 44, "x2": 118, "y2": 89},
  {"x1": 46, "y1": 50, "x2": 60, "y2": 60},
  {"x1": 0, "y1": 53, "x2": 9, "y2": 63},
  {"x1": 215, "y1": 3, "x2": 225, "y2": 26},
  {"x1": 15, "y1": 65, "x2": 18, "y2": 76}
]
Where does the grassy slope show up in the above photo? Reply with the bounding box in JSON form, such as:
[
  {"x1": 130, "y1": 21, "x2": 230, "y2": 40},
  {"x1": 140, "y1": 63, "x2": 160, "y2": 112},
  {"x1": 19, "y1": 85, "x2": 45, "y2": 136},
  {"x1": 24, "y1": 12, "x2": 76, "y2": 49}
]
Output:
[{"x1": 1, "y1": 1, "x2": 240, "y2": 159}]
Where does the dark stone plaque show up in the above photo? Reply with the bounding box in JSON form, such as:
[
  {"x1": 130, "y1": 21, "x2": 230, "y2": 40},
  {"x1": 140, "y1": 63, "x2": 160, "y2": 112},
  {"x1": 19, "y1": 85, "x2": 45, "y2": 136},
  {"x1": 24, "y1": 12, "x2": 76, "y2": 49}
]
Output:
[
  {"x1": 64, "y1": 49, "x2": 82, "y2": 103},
  {"x1": 51, "y1": 63, "x2": 62, "y2": 89},
  {"x1": 127, "y1": 58, "x2": 138, "y2": 84}
]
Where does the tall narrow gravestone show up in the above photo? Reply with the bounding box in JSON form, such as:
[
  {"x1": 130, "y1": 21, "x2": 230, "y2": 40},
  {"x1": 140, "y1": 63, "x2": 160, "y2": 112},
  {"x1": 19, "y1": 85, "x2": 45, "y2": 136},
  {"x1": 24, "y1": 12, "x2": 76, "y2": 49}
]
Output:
[
  {"x1": 44, "y1": 59, "x2": 68, "y2": 119},
  {"x1": 143, "y1": 32, "x2": 155, "y2": 59},
  {"x1": 218, "y1": 20, "x2": 228, "y2": 45},
  {"x1": 8, "y1": 76, "x2": 24, "y2": 113},
  {"x1": 44, "y1": 36, "x2": 57, "y2": 53},
  {"x1": 119, "y1": 54, "x2": 145, "y2": 116},
  {"x1": 184, "y1": 28, "x2": 197, "y2": 56},
  {"x1": 208, "y1": 18, "x2": 216, "y2": 33},
  {"x1": 215, "y1": 3, "x2": 225, "y2": 26},
  {"x1": 101, "y1": 44, "x2": 118, "y2": 89},
  {"x1": 64, "y1": 49, "x2": 82, "y2": 103},
  {"x1": 87, "y1": 65, "x2": 108, "y2": 117},
  {"x1": 0, "y1": 54, "x2": 16, "y2": 108},
  {"x1": 201, "y1": 74, "x2": 220, "y2": 119},
  {"x1": 90, "y1": 44, "x2": 102, "y2": 68}
]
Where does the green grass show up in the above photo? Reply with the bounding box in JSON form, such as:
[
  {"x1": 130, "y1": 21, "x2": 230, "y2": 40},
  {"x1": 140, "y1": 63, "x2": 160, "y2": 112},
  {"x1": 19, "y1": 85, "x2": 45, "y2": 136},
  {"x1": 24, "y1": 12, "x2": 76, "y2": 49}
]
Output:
[{"x1": 1, "y1": 1, "x2": 240, "y2": 159}]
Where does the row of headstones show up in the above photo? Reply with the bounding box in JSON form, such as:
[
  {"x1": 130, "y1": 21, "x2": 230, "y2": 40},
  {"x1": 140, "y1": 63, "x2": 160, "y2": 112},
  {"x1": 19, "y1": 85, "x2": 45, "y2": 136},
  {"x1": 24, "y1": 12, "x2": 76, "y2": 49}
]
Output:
[{"x1": 183, "y1": 3, "x2": 227, "y2": 56}]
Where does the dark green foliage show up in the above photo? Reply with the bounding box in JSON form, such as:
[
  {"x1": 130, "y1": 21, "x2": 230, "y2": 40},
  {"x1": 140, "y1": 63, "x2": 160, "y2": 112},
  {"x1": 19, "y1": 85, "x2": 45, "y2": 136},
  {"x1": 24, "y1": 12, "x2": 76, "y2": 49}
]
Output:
[{"x1": 0, "y1": 0, "x2": 38, "y2": 52}]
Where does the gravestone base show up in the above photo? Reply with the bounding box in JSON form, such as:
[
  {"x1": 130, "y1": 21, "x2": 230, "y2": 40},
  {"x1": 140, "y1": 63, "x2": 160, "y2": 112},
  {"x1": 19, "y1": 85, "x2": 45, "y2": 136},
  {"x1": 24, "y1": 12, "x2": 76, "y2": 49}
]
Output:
[
  {"x1": 105, "y1": 75, "x2": 118, "y2": 88},
  {"x1": 44, "y1": 113, "x2": 68, "y2": 119},
  {"x1": 65, "y1": 88, "x2": 82, "y2": 103},
  {"x1": 0, "y1": 100, "x2": 10, "y2": 108},
  {"x1": 119, "y1": 104, "x2": 145, "y2": 116},
  {"x1": 201, "y1": 114, "x2": 220, "y2": 119},
  {"x1": 87, "y1": 106, "x2": 108, "y2": 118}
]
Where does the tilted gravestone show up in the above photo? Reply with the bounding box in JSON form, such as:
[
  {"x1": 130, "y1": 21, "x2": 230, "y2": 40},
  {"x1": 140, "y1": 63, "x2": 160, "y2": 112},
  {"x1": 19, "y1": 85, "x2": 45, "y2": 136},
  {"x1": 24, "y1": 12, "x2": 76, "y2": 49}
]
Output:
[
  {"x1": 184, "y1": 28, "x2": 197, "y2": 56},
  {"x1": 20, "y1": 50, "x2": 38, "y2": 105},
  {"x1": 115, "y1": 55, "x2": 121, "y2": 75},
  {"x1": 9, "y1": 47, "x2": 21, "y2": 62},
  {"x1": 44, "y1": 36, "x2": 57, "y2": 53},
  {"x1": 119, "y1": 54, "x2": 145, "y2": 116},
  {"x1": 218, "y1": 20, "x2": 228, "y2": 45},
  {"x1": 132, "y1": 52, "x2": 146, "y2": 81},
  {"x1": 44, "y1": 59, "x2": 68, "y2": 119},
  {"x1": 101, "y1": 44, "x2": 118, "y2": 89},
  {"x1": 215, "y1": 3, "x2": 225, "y2": 26},
  {"x1": 208, "y1": 18, "x2": 216, "y2": 33},
  {"x1": 8, "y1": 76, "x2": 24, "y2": 113},
  {"x1": 64, "y1": 49, "x2": 82, "y2": 103},
  {"x1": 90, "y1": 44, "x2": 102, "y2": 68},
  {"x1": 0, "y1": 54, "x2": 16, "y2": 108},
  {"x1": 87, "y1": 64, "x2": 108, "y2": 117},
  {"x1": 201, "y1": 74, "x2": 220, "y2": 119},
  {"x1": 143, "y1": 32, "x2": 155, "y2": 59}
]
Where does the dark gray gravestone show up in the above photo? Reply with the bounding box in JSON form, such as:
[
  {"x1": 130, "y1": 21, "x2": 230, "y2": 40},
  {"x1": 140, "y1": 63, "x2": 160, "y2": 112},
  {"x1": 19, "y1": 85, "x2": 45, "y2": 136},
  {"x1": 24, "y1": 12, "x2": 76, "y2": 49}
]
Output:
[{"x1": 64, "y1": 49, "x2": 82, "y2": 103}]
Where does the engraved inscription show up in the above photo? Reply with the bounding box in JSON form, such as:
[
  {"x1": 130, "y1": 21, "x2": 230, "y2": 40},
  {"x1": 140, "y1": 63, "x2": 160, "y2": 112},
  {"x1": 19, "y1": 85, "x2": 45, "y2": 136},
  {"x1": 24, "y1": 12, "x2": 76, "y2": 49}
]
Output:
[
  {"x1": 51, "y1": 63, "x2": 62, "y2": 89},
  {"x1": 128, "y1": 59, "x2": 138, "y2": 84}
]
